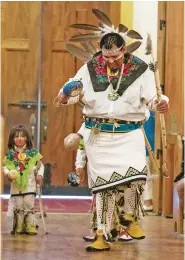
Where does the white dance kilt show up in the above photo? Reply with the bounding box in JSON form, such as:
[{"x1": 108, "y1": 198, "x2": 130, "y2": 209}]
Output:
[{"x1": 83, "y1": 127, "x2": 148, "y2": 193}]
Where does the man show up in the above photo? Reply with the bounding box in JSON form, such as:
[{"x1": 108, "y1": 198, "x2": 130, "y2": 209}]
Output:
[{"x1": 57, "y1": 9, "x2": 169, "y2": 252}]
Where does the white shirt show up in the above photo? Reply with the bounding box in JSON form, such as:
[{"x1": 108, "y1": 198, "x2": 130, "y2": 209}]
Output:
[{"x1": 60, "y1": 63, "x2": 169, "y2": 121}]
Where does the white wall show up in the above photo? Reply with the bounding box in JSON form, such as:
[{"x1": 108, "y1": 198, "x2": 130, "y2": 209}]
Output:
[{"x1": 133, "y1": 1, "x2": 158, "y2": 62}]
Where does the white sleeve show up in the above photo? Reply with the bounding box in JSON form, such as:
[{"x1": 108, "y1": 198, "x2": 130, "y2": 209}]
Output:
[
  {"x1": 75, "y1": 149, "x2": 87, "y2": 169},
  {"x1": 77, "y1": 122, "x2": 85, "y2": 137},
  {"x1": 37, "y1": 162, "x2": 44, "y2": 177},
  {"x1": 141, "y1": 68, "x2": 169, "y2": 109},
  {"x1": 140, "y1": 68, "x2": 157, "y2": 103}
]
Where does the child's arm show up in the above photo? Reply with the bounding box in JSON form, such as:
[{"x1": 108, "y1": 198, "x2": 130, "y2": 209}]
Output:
[{"x1": 2, "y1": 165, "x2": 18, "y2": 182}]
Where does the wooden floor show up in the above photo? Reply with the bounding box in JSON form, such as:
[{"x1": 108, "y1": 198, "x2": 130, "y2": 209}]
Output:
[{"x1": 2, "y1": 213, "x2": 184, "y2": 260}]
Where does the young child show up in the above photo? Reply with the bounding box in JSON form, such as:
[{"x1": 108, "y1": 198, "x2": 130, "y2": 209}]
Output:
[{"x1": 3, "y1": 124, "x2": 44, "y2": 235}]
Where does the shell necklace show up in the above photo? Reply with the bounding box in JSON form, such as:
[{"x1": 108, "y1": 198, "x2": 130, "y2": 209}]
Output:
[{"x1": 107, "y1": 63, "x2": 124, "y2": 101}]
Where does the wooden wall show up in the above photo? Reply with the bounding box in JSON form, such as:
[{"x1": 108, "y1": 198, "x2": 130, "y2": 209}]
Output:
[
  {"x1": 1, "y1": 2, "x2": 41, "y2": 187},
  {"x1": 162, "y1": 1, "x2": 184, "y2": 216},
  {"x1": 156, "y1": 1, "x2": 184, "y2": 216}
]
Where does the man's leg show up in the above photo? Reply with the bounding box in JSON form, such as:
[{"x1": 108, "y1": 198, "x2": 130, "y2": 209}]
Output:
[
  {"x1": 120, "y1": 181, "x2": 146, "y2": 239},
  {"x1": 83, "y1": 194, "x2": 97, "y2": 242},
  {"x1": 84, "y1": 192, "x2": 119, "y2": 243},
  {"x1": 115, "y1": 191, "x2": 133, "y2": 242},
  {"x1": 83, "y1": 190, "x2": 133, "y2": 243},
  {"x1": 86, "y1": 190, "x2": 116, "y2": 252}
]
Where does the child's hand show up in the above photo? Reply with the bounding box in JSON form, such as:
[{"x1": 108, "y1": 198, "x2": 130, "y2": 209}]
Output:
[
  {"x1": 7, "y1": 170, "x2": 18, "y2": 182},
  {"x1": 7, "y1": 175, "x2": 13, "y2": 182},
  {"x1": 36, "y1": 175, "x2": 43, "y2": 186},
  {"x1": 76, "y1": 168, "x2": 85, "y2": 182}
]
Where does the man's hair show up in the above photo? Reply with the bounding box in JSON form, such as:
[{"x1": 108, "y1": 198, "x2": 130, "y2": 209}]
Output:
[
  {"x1": 8, "y1": 124, "x2": 33, "y2": 149},
  {"x1": 100, "y1": 33, "x2": 125, "y2": 50}
]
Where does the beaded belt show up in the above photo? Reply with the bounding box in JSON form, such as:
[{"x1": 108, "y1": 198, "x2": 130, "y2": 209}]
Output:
[{"x1": 83, "y1": 116, "x2": 145, "y2": 133}]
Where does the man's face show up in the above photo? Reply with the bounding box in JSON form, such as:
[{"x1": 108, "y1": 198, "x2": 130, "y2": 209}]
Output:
[{"x1": 102, "y1": 45, "x2": 125, "y2": 71}]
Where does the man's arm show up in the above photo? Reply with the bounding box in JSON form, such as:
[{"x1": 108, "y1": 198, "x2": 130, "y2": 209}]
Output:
[
  {"x1": 75, "y1": 137, "x2": 87, "y2": 181},
  {"x1": 141, "y1": 69, "x2": 169, "y2": 113}
]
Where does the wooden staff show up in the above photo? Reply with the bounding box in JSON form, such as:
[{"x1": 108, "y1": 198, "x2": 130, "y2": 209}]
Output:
[
  {"x1": 145, "y1": 34, "x2": 169, "y2": 178},
  {"x1": 37, "y1": 184, "x2": 49, "y2": 234},
  {"x1": 35, "y1": 162, "x2": 49, "y2": 234}
]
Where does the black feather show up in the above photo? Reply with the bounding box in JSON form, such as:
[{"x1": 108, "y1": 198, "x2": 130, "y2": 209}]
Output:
[
  {"x1": 70, "y1": 24, "x2": 101, "y2": 32},
  {"x1": 65, "y1": 43, "x2": 92, "y2": 62},
  {"x1": 118, "y1": 24, "x2": 128, "y2": 33},
  {"x1": 80, "y1": 41, "x2": 97, "y2": 56},
  {"x1": 69, "y1": 33, "x2": 102, "y2": 42},
  {"x1": 92, "y1": 8, "x2": 112, "y2": 27},
  {"x1": 127, "y1": 30, "x2": 143, "y2": 40},
  {"x1": 126, "y1": 41, "x2": 142, "y2": 53}
]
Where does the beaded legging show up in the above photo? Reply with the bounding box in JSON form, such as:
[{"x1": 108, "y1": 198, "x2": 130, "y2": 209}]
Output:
[{"x1": 94, "y1": 180, "x2": 146, "y2": 237}]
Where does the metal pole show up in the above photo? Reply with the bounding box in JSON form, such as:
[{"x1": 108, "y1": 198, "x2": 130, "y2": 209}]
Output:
[{"x1": 37, "y1": 2, "x2": 43, "y2": 151}]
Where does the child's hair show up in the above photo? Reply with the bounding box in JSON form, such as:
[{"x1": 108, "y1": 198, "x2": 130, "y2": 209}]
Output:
[{"x1": 8, "y1": 124, "x2": 33, "y2": 149}]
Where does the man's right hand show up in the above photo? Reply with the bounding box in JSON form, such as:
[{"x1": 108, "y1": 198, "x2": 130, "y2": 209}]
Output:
[{"x1": 57, "y1": 92, "x2": 68, "y2": 105}]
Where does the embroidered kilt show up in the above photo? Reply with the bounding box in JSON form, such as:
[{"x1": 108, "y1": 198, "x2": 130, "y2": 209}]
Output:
[{"x1": 83, "y1": 127, "x2": 147, "y2": 193}]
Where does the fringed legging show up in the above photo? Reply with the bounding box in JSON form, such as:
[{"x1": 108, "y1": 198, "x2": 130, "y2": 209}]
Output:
[{"x1": 94, "y1": 180, "x2": 146, "y2": 237}]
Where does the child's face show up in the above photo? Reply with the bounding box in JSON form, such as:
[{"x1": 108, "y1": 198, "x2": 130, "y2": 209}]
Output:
[{"x1": 14, "y1": 131, "x2": 27, "y2": 148}]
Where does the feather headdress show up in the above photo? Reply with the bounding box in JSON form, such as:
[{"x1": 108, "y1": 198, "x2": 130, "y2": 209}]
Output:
[{"x1": 66, "y1": 8, "x2": 143, "y2": 62}]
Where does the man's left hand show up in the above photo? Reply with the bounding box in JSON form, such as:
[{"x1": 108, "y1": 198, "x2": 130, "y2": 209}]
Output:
[{"x1": 156, "y1": 100, "x2": 169, "y2": 113}]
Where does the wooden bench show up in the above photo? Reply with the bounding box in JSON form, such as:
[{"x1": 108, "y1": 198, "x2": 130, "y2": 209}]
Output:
[{"x1": 173, "y1": 135, "x2": 184, "y2": 234}]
